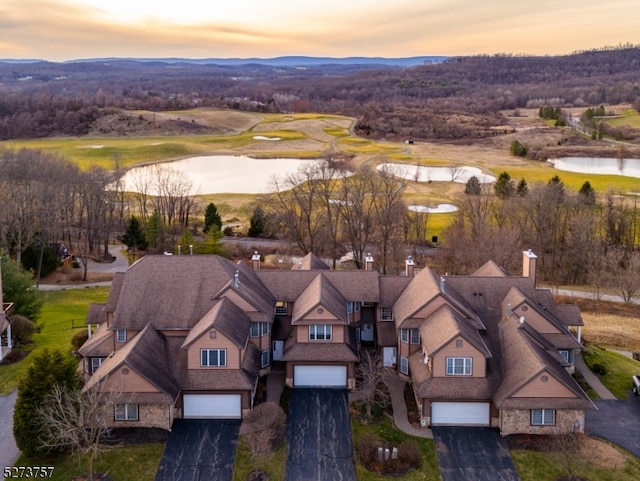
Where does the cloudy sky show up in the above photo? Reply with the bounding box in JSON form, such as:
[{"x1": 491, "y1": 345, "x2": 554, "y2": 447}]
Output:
[{"x1": 1, "y1": 0, "x2": 637, "y2": 61}]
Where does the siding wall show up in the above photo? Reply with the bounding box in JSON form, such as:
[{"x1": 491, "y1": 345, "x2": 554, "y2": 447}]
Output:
[
  {"x1": 187, "y1": 331, "x2": 241, "y2": 369},
  {"x1": 431, "y1": 337, "x2": 486, "y2": 378}
]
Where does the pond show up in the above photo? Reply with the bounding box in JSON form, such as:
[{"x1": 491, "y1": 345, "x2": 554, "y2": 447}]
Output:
[
  {"x1": 408, "y1": 204, "x2": 458, "y2": 214},
  {"x1": 377, "y1": 163, "x2": 496, "y2": 184},
  {"x1": 119, "y1": 155, "x2": 312, "y2": 194},
  {"x1": 549, "y1": 157, "x2": 640, "y2": 178}
]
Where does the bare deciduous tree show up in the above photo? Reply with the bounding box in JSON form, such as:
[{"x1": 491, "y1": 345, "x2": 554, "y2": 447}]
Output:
[
  {"x1": 356, "y1": 349, "x2": 390, "y2": 419},
  {"x1": 240, "y1": 402, "x2": 286, "y2": 461}
]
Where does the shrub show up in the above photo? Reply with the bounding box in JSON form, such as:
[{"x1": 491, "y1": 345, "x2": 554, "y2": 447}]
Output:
[
  {"x1": 357, "y1": 434, "x2": 421, "y2": 475},
  {"x1": 9, "y1": 315, "x2": 36, "y2": 345},
  {"x1": 71, "y1": 330, "x2": 89, "y2": 352},
  {"x1": 592, "y1": 363, "x2": 607, "y2": 375}
]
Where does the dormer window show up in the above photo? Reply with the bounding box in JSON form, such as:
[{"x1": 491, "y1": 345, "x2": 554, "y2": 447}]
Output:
[{"x1": 116, "y1": 330, "x2": 126, "y2": 343}]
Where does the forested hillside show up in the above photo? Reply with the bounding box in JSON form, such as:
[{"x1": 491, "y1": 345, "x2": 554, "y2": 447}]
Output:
[{"x1": 1, "y1": 45, "x2": 639, "y2": 141}]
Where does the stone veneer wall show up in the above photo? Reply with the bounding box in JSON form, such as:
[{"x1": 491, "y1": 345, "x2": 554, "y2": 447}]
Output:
[
  {"x1": 111, "y1": 404, "x2": 173, "y2": 431},
  {"x1": 500, "y1": 409, "x2": 585, "y2": 436}
]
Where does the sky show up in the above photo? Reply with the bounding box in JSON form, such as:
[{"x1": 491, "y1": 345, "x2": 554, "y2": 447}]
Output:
[{"x1": 1, "y1": 0, "x2": 638, "y2": 61}]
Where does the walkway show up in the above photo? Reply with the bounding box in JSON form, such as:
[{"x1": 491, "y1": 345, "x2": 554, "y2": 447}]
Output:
[
  {"x1": 0, "y1": 390, "x2": 20, "y2": 470},
  {"x1": 574, "y1": 352, "x2": 617, "y2": 400}
]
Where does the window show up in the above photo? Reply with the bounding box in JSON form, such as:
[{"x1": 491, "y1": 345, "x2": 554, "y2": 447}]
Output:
[
  {"x1": 261, "y1": 350, "x2": 270, "y2": 368},
  {"x1": 262, "y1": 322, "x2": 270, "y2": 336},
  {"x1": 91, "y1": 357, "x2": 104, "y2": 374},
  {"x1": 559, "y1": 350, "x2": 574, "y2": 364},
  {"x1": 275, "y1": 302, "x2": 288, "y2": 315},
  {"x1": 400, "y1": 329, "x2": 409, "y2": 343},
  {"x1": 114, "y1": 404, "x2": 139, "y2": 421},
  {"x1": 309, "y1": 325, "x2": 332, "y2": 341},
  {"x1": 445, "y1": 357, "x2": 472, "y2": 376},
  {"x1": 250, "y1": 322, "x2": 260, "y2": 338},
  {"x1": 116, "y1": 330, "x2": 126, "y2": 343},
  {"x1": 400, "y1": 356, "x2": 409, "y2": 375},
  {"x1": 201, "y1": 349, "x2": 227, "y2": 367},
  {"x1": 354, "y1": 302, "x2": 361, "y2": 313},
  {"x1": 346, "y1": 301, "x2": 353, "y2": 314},
  {"x1": 381, "y1": 307, "x2": 393, "y2": 321},
  {"x1": 531, "y1": 409, "x2": 555, "y2": 425},
  {"x1": 410, "y1": 329, "x2": 420, "y2": 345}
]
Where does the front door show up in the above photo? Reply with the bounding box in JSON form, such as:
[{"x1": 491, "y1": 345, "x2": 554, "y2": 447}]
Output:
[
  {"x1": 361, "y1": 322, "x2": 374, "y2": 342},
  {"x1": 272, "y1": 340, "x2": 284, "y2": 361},
  {"x1": 383, "y1": 347, "x2": 397, "y2": 367}
]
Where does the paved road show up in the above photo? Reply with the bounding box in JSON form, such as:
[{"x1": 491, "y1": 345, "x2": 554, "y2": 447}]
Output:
[
  {"x1": 154, "y1": 419, "x2": 240, "y2": 481},
  {"x1": 586, "y1": 393, "x2": 640, "y2": 458},
  {"x1": 0, "y1": 390, "x2": 20, "y2": 471},
  {"x1": 285, "y1": 389, "x2": 356, "y2": 481},
  {"x1": 432, "y1": 427, "x2": 520, "y2": 481}
]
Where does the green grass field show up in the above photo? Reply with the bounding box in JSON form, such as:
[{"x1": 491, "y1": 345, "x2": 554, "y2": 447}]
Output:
[
  {"x1": 605, "y1": 109, "x2": 640, "y2": 129},
  {"x1": 582, "y1": 345, "x2": 640, "y2": 399},
  {"x1": 0, "y1": 287, "x2": 109, "y2": 395}
]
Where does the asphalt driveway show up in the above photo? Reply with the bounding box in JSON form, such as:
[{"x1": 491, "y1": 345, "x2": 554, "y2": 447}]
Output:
[
  {"x1": 154, "y1": 419, "x2": 240, "y2": 481},
  {"x1": 285, "y1": 388, "x2": 356, "y2": 481},
  {"x1": 0, "y1": 390, "x2": 20, "y2": 471},
  {"x1": 586, "y1": 393, "x2": 640, "y2": 458},
  {"x1": 432, "y1": 427, "x2": 520, "y2": 481}
]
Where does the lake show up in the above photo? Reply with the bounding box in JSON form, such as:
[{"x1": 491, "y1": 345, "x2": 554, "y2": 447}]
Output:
[
  {"x1": 119, "y1": 155, "x2": 312, "y2": 194},
  {"x1": 377, "y1": 163, "x2": 496, "y2": 184},
  {"x1": 549, "y1": 157, "x2": 640, "y2": 178}
]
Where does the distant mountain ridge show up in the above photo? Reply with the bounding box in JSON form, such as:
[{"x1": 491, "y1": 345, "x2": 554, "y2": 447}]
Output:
[{"x1": 0, "y1": 55, "x2": 448, "y2": 67}]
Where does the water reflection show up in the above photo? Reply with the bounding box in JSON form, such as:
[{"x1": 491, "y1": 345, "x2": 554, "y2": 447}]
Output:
[{"x1": 549, "y1": 157, "x2": 640, "y2": 178}]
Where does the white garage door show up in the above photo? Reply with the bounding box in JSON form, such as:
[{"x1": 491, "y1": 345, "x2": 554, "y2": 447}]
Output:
[
  {"x1": 431, "y1": 402, "x2": 490, "y2": 426},
  {"x1": 294, "y1": 365, "x2": 347, "y2": 387},
  {"x1": 183, "y1": 394, "x2": 242, "y2": 419}
]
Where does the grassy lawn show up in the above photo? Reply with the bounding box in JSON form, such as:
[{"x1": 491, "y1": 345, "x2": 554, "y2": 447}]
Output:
[
  {"x1": 582, "y1": 345, "x2": 640, "y2": 399},
  {"x1": 16, "y1": 443, "x2": 165, "y2": 481},
  {"x1": 0, "y1": 287, "x2": 109, "y2": 395},
  {"x1": 232, "y1": 437, "x2": 287, "y2": 481},
  {"x1": 352, "y1": 418, "x2": 440, "y2": 481},
  {"x1": 605, "y1": 109, "x2": 640, "y2": 129},
  {"x1": 512, "y1": 437, "x2": 640, "y2": 481}
]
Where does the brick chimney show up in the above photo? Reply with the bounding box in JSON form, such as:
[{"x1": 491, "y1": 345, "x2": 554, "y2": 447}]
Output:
[
  {"x1": 522, "y1": 249, "x2": 537, "y2": 285},
  {"x1": 364, "y1": 253, "x2": 374, "y2": 271},
  {"x1": 405, "y1": 255, "x2": 415, "y2": 277},
  {"x1": 251, "y1": 251, "x2": 261, "y2": 270}
]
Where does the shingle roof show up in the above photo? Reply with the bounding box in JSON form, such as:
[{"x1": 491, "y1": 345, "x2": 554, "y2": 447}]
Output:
[
  {"x1": 418, "y1": 305, "x2": 491, "y2": 359},
  {"x1": 105, "y1": 272, "x2": 125, "y2": 312},
  {"x1": 291, "y1": 253, "x2": 330, "y2": 270},
  {"x1": 182, "y1": 298, "x2": 250, "y2": 349},
  {"x1": 291, "y1": 273, "x2": 348, "y2": 324},
  {"x1": 84, "y1": 324, "x2": 180, "y2": 402},
  {"x1": 472, "y1": 260, "x2": 509, "y2": 277},
  {"x1": 493, "y1": 317, "x2": 594, "y2": 410},
  {"x1": 111, "y1": 255, "x2": 273, "y2": 330},
  {"x1": 392, "y1": 268, "x2": 441, "y2": 327},
  {"x1": 78, "y1": 322, "x2": 113, "y2": 357},
  {"x1": 85, "y1": 303, "x2": 107, "y2": 325},
  {"x1": 376, "y1": 321, "x2": 397, "y2": 347},
  {"x1": 379, "y1": 276, "x2": 412, "y2": 307}
]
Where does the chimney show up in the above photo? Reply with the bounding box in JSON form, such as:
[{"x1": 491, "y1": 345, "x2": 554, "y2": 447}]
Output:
[
  {"x1": 251, "y1": 251, "x2": 261, "y2": 270},
  {"x1": 405, "y1": 255, "x2": 415, "y2": 277},
  {"x1": 522, "y1": 249, "x2": 537, "y2": 285},
  {"x1": 365, "y1": 253, "x2": 374, "y2": 271}
]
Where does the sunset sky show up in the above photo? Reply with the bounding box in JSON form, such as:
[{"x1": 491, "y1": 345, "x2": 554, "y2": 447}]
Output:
[{"x1": 1, "y1": 0, "x2": 638, "y2": 61}]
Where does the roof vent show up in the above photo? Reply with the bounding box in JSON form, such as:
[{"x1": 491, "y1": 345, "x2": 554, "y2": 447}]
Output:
[
  {"x1": 519, "y1": 316, "x2": 525, "y2": 324},
  {"x1": 439, "y1": 276, "x2": 445, "y2": 293},
  {"x1": 234, "y1": 270, "x2": 240, "y2": 287}
]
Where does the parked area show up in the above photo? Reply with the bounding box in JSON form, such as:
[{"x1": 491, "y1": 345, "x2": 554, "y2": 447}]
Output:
[
  {"x1": 154, "y1": 420, "x2": 240, "y2": 481},
  {"x1": 432, "y1": 427, "x2": 520, "y2": 481},
  {"x1": 285, "y1": 388, "x2": 356, "y2": 481}
]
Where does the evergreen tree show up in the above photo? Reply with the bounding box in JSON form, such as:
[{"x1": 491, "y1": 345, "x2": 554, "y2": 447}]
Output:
[
  {"x1": 494, "y1": 172, "x2": 515, "y2": 198},
  {"x1": 203, "y1": 203, "x2": 222, "y2": 233},
  {"x1": 248, "y1": 206, "x2": 266, "y2": 237},
  {"x1": 578, "y1": 181, "x2": 596, "y2": 206},
  {"x1": 175, "y1": 230, "x2": 195, "y2": 255},
  {"x1": 516, "y1": 178, "x2": 529, "y2": 196},
  {"x1": 464, "y1": 176, "x2": 482, "y2": 196},
  {"x1": 13, "y1": 349, "x2": 79, "y2": 456},
  {"x1": 145, "y1": 210, "x2": 164, "y2": 250},
  {"x1": 509, "y1": 140, "x2": 528, "y2": 157},
  {"x1": 0, "y1": 255, "x2": 43, "y2": 320},
  {"x1": 198, "y1": 228, "x2": 225, "y2": 255},
  {"x1": 120, "y1": 216, "x2": 148, "y2": 256}
]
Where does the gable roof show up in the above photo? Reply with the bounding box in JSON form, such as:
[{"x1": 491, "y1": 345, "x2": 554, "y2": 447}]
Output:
[
  {"x1": 77, "y1": 322, "x2": 113, "y2": 357},
  {"x1": 392, "y1": 268, "x2": 442, "y2": 326},
  {"x1": 419, "y1": 304, "x2": 491, "y2": 359},
  {"x1": 84, "y1": 324, "x2": 180, "y2": 402},
  {"x1": 472, "y1": 260, "x2": 509, "y2": 277},
  {"x1": 493, "y1": 317, "x2": 594, "y2": 410},
  {"x1": 85, "y1": 303, "x2": 107, "y2": 325},
  {"x1": 291, "y1": 273, "x2": 347, "y2": 324},
  {"x1": 182, "y1": 297, "x2": 250, "y2": 349},
  {"x1": 291, "y1": 253, "x2": 330, "y2": 270}
]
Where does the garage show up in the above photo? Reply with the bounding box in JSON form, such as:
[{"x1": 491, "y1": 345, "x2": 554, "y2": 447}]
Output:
[
  {"x1": 183, "y1": 394, "x2": 242, "y2": 419},
  {"x1": 294, "y1": 365, "x2": 347, "y2": 388},
  {"x1": 431, "y1": 402, "x2": 490, "y2": 426}
]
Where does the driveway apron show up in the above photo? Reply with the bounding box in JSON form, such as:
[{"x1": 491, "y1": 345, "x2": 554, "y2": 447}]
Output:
[
  {"x1": 154, "y1": 419, "x2": 240, "y2": 481},
  {"x1": 0, "y1": 390, "x2": 20, "y2": 471},
  {"x1": 285, "y1": 388, "x2": 356, "y2": 481},
  {"x1": 432, "y1": 427, "x2": 520, "y2": 481},
  {"x1": 586, "y1": 395, "x2": 640, "y2": 458}
]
